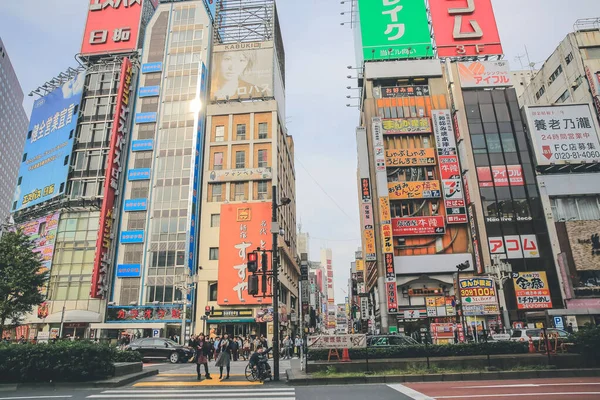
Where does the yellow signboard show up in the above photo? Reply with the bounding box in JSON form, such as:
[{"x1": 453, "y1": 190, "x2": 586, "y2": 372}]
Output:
[
  {"x1": 381, "y1": 223, "x2": 394, "y2": 253},
  {"x1": 364, "y1": 229, "x2": 376, "y2": 259},
  {"x1": 356, "y1": 259, "x2": 364, "y2": 272},
  {"x1": 385, "y1": 148, "x2": 436, "y2": 167},
  {"x1": 380, "y1": 197, "x2": 391, "y2": 223},
  {"x1": 388, "y1": 180, "x2": 442, "y2": 200},
  {"x1": 383, "y1": 118, "x2": 431, "y2": 134}
]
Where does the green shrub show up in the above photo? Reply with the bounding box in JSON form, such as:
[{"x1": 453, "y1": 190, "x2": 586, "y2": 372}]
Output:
[
  {"x1": 307, "y1": 341, "x2": 528, "y2": 361},
  {"x1": 571, "y1": 324, "x2": 600, "y2": 366},
  {"x1": 112, "y1": 349, "x2": 143, "y2": 363}
]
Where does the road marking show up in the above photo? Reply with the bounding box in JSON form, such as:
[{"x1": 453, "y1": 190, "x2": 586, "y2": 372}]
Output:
[
  {"x1": 0, "y1": 397, "x2": 72, "y2": 400},
  {"x1": 156, "y1": 374, "x2": 245, "y2": 377},
  {"x1": 388, "y1": 384, "x2": 435, "y2": 400},
  {"x1": 88, "y1": 396, "x2": 293, "y2": 399},
  {"x1": 102, "y1": 390, "x2": 295, "y2": 394},
  {"x1": 434, "y1": 392, "x2": 600, "y2": 399},
  {"x1": 133, "y1": 381, "x2": 263, "y2": 387}
]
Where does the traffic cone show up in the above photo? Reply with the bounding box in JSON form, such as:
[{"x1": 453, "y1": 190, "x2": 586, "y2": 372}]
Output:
[
  {"x1": 341, "y1": 348, "x2": 351, "y2": 362},
  {"x1": 528, "y1": 336, "x2": 535, "y2": 353}
]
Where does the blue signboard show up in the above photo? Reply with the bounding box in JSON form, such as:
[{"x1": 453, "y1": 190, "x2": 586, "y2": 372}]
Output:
[
  {"x1": 120, "y1": 230, "x2": 144, "y2": 244},
  {"x1": 138, "y1": 86, "x2": 160, "y2": 98},
  {"x1": 128, "y1": 168, "x2": 151, "y2": 181},
  {"x1": 141, "y1": 62, "x2": 163, "y2": 74},
  {"x1": 135, "y1": 112, "x2": 157, "y2": 124},
  {"x1": 131, "y1": 139, "x2": 154, "y2": 152},
  {"x1": 124, "y1": 198, "x2": 148, "y2": 211},
  {"x1": 117, "y1": 264, "x2": 142, "y2": 278},
  {"x1": 202, "y1": 0, "x2": 217, "y2": 22},
  {"x1": 12, "y1": 72, "x2": 86, "y2": 211}
]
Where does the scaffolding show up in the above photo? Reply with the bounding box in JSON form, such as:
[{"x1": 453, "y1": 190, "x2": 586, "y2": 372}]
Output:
[
  {"x1": 214, "y1": 0, "x2": 275, "y2": 44},
  {"x1": 574, "y1": 17, "x2": 600, "y2": 33}
]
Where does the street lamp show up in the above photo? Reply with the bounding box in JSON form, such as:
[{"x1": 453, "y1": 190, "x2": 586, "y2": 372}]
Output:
[
  {"x1": 455, "y1": 260, "x2": 470, "y2": 342},
  {"x1": 490, "y1": 255, "x2": 512, "y2": 330},
  {"x1": 174, "y1": 274, "x2": 195, "y2": 346}
]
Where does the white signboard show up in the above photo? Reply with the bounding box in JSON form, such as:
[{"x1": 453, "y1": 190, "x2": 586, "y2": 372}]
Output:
[
  {"x1": 525, "y1": 104, "x2": 600, "y2": 166},
  {"x1": 372, "y1": 117, "x2": 388, "y2": 197},
  {"x1": 489, "y1": 235, "x2": 540, "y2": 259},
  {"x1": 307, "y1": 334, "x2": 367, "y2": 349},
  {"x1": 360, "y1": 297, "x2": 369, "y2": 320},
  {"x1": 458, "y1": 61, "x2": 512, "y2": 88},
  {"x1": 37, "y1": 332, "x2": 50, "y2": 343},
  {"x1": 208, "y1": 167, "x2": 272, "y2": 182}
]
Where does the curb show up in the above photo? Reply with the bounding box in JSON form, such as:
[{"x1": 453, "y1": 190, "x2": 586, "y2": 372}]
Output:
[
  {"x1": 286, "y1": 368, "x2": 600, "y2": 386},
  {"x1": 12, "y1": 368, "x2": 159, "y2": 389}
]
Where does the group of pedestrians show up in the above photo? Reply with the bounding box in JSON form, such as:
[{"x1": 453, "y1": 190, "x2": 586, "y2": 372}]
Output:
[{"x1": 282, "y1": 335, "x2": 303, "y2": 359}]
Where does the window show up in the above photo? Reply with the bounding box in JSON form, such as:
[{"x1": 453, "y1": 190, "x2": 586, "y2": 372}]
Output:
[
  {"x1": 208, "y1": 282, "x2": 218, "y2": 301},
  {"x1": 257, "y1": 181, "x2": 268, "y2": 200},
  {"x1": 587, "y1": 46, "x2": 600, "y2": 59},
  {"x1": 210, "y1": 214, "x2": 220, "y2": 227},
  {"x1": 258, "y1": 122, "x2": 268, "y2": 139},
  {"x1": 209, "y1": 247, "x2": 219, "y2": 260},
  {"x1": 257, "y1": 149, "x2": 268, "y2": 168},
  {"x1": 235, "y1": 151, "x2": 245, "y2": 169},
  {"x1": 500, "y1": 133, "x2": 517, "y2": 152},
  {"x1": 535, "y1": 85, "x2": 546, "y2": 100},
  {"x1": 565, "y1": 52, "x2": 574, "y2": 64},
  {"x1": 234, "y1": 183, "x2": 245, "y2": 201},
  {"x1": 548, "y1": 64, "x2": 563, "y2": 85},
  {"x1": 213, "y1": 152, "x2": 223, "y2": 170},
  {"x1": 211, "y1": 183, "x2": 223, "y2": 202},
  {"x1": 215, "y1": 126, "x2": 225, "y2": 142},
  {"x1": 556, "y1": 90, "x2": 570, "y2": 103},
  {"x1": 236, "y1": 124, "x2": 246, "y2": 140},
  {"x1": 551, "y1": 196, "x2": 600, "y2": 221}
]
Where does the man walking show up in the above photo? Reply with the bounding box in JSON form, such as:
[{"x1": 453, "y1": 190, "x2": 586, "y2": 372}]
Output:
[{"x1": 294, "y1": 335, "x2": 302, "y2": 358}]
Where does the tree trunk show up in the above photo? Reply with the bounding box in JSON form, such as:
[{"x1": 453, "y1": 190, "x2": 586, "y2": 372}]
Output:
[{"x1": 0, "y1": 316, "x2": 5, "y2": 341}]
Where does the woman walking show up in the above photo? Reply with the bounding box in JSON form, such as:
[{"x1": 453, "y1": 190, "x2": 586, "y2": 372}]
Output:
[
  {"x1": 195, "y1": 333, "x2": 212, "y2": 381},
  {"x1": 215, "y1": 333, "x2": 233, "y2": 380}
]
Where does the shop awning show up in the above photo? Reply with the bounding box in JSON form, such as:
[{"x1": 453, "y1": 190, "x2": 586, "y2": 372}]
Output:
[{"x1": 207, "y1": 318, "x2": 255, "y2": 324}]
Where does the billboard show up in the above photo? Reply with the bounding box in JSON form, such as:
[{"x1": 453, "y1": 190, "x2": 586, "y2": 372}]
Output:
[
  {"x1": 565, "y1": 221, "x2": 600, "y2": 271},
  {"x1": 512, "y1": 271, "x2": 553, "y2": 310},
  {"x1": 459, "y1": 277, "x2": 498, "y2": 305},
  {"x1": 429, "y1": 0, "x2": 503, "y2": 57},
  {"x1": 524, "y1": 104, "x2": 600, "y2": 166},
  {"x1": 81, "y1": 0, "x2": 144, "y2": 56},
  {"x1": 476, "y1": 165, "x2": 524, "y2": 187},
  {"x1": 380, "y1": 85, "x2": 430, "y2": 98},
  {"x1": 217, "y1": 203, "x2": 272, "y2": 305},
  {"x1": 91, "y1": 58, "x2": 133, "y2": 299},
  {"x1": 388, "y1": 180, "x2": 441, "y2": 200},
  {"x1": 202, "y1": 0, "x2": 217, "y2": 21},
  {"x1": 357, "y1": 0, "x2": 433, "y2": 60},
  {"x1": 489, "y1": 235, "x2": 540, "y2": 259},
  {"x1": 382, "y1": 118, "x2": 432, "y2": 134},
  {"x1": 210, "y1": 42, "x2": 274, "y2": 101},
  {"x1": 458, "y1": 61, "x2": 512, "y2": 88},
  {"x1": 18, "y1": 212, "x2": 60, "y2": 273},
  {"x1": 392, "y1": 216, "x2": 445, "y2": 236},
  {"x1": 13, "y1": 72, "x2": 85, "y2": 212}
]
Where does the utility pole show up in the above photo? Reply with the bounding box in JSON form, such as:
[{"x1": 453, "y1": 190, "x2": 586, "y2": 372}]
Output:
[
  {"x1": 271, "y1": 184, "x2": 280, "y2": 382},
  {"x1": 455, "y1": 261, "x2": 470, "y2": 341}
]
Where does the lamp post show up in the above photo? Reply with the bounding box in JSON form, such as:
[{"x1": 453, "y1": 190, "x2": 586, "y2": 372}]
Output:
[
  {"x1": 455, "y1": 261, "x2": 470, "y2": 342},
  {"x1": 175, "y1": 274, "x2": 195, "y2": 346},
  {"x1": 490, "y1": 255, "x2": 512, "y2": 331}
]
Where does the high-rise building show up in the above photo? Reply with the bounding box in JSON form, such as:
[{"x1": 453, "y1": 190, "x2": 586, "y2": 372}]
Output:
[
  {"x1": 0, "y1": 38, "x2": 28, "y2": 220},
  {"x1": 195, "y1": 0, "x2": 299, "y2": 341}
]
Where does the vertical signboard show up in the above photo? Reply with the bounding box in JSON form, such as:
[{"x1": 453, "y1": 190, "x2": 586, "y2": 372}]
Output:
[
  {"x1": 512, "y1": 271, "x2": 553, "y2": 310},
  {"x1": 91, "y1": 58, "x2": 133, "y2": 299},
  {"x1": 429, "y1": 0, "x2": 503, "y2": 57},
  {"x1": 13, "y1": 73, "x2": 85, "y2": 212},
  {"x1": 217, "y1": 203, "x2": 272, "y2": 305},
  {"x1": 357, "y1": 127, "x2": 377, "y2": 262},
  {"x1": 357, "y1": 0, "x2": 433, "y2": 60},
  {"x1": 81, "y1": 0, "x2": 144, "y2": 56}
]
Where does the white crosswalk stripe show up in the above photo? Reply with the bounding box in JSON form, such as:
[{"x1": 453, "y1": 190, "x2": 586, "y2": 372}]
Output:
[{"x1": 86, "y1": 388, "x2": 296, "y2": 399}]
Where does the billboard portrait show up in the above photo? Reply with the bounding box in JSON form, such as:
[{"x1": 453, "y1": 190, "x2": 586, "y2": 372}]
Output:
[
  {"x1": 18, "y1": 212, "x2": 60, "y2": 273},
  {"x1": 210, "y1": 43, "x2": 274, "y2": 101},
  {"x1": 218, "y1": 203, "x2": 273, "y2": 305},
  {"x1": 13, "y1": 72, "x2": 85, "y2": 212}
]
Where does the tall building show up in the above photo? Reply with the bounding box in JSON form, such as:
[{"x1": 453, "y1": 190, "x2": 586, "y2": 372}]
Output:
[
  {"x1": 519, "y1": 19, "x2": 600, "y2": 328},
  {"x1": 195, "y1": 0, "x2": 299, "y2": 341},
  {"x1": 0, "y1": 38, "x2": 28, "y2": 220}
]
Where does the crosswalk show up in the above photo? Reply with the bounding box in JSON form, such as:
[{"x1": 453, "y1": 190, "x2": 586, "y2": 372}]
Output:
[{"x1": 86, "y1": 388, "x2": 296, "y2": 399}]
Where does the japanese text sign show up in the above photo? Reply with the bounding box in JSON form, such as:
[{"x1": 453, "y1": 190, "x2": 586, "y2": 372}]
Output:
[
  {"x1": 459, "y1": 277, "x2": 498, "y2": 305},
  {"x1": 477, "y1": 165, "x2": 524, "y2": 187},
  {"x1": 458, "y1": 61, "x2": 512, "y2": 88},
  {"x1": 18, "y1": 212, "x2": 60, "y2": 273},
  {"x1": 218, "y1": 203, "x2": 272, "y2": 305},
  {"x1": 357, "y1": 0, "x2": 433, "y2": 61},
  {"x1": 383, "y1": 118, "x2": 432, "y2": 134},
  {"x1": 512, "y1": 271, "x2": 553, "y2": 310},
  {"x1": 385, "y1": 148, "x2": 436, "y2": 167},
  {"x1": 379, "y1": 197, "x2": 392, "y2": 224},
  {"x1": 387, "y1": 281, "x2": 398, "y2": 314},
  {"x1": 381, "y1": 223, "x2": 394, "y2": 253},
  {"x1": 307, "y1": 334, "x2": 367, "y2": 349},
  {"x1": 429, "y1": 0, "x2": 503, "y2": 57},
  {"x1": 392, "y1": 216, "x2": 446, "y2": 236},
  {"x1": 81, "y1": 0, "x2": 143, "y2": 56},
  {"x1": 364, "y1": 229, "x2": 376, "y2": 261},
  {"x1": 381, "y1": 85, "x2": 430, "y2": 98},
  {"x1": 489, "y1": 235, "x2": 540, "y2": 259},
  {"x1": 388, "y1": 180, "x2": 441, "y2": 200},
  {"x1": 525, "y1": 104, "x2": 600, "y2": 166},
  {"x1": 385, "y1": 252, "x2": 395, "y2": 280}
]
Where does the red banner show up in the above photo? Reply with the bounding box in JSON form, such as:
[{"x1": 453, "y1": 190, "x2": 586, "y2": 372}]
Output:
[
  {"x1": 438, "y1": 155, "x2": 460, "y2": 179},
  {"x1": 477, "y1": 165, "x2": 524, "y2": 187},
  {"x1": 392, "y1": 216, "x2": 446, "y2": 236},
  {"x1": 386, "y1": 281, "x2": 398, "y2": 314},
  {"x1": 91, "y1": 58, "x2": 132, "y2": 299}
]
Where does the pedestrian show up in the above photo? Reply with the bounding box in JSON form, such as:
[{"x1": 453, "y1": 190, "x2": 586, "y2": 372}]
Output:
[
  {"x1": 195, "y1": 333, "x2": 213, "y2": 381},
  {"x1": 215, "y1": 333, "x2": 233, "y2": 380},
  {"x1": 566, "y1": 323, "x2": 574, "y2": 334},
  {"x1": 283, "y1": 335, "x2": 291, "y2": 359},
  {"x1": 243, "y1": 336, "x2": 251, "y2": 360},
  {"x1": 19, "y1": 335, "x2": 26, "y2": 345},
  {"x1": 208, "y1": 338, "x2": 215, "y2": 361},
  {"x1": 294, "y1": 335, "x2": 302, "y2": 358},
  {"x1": 231, "y1": 335, "x2": 239, "y2": 361}
]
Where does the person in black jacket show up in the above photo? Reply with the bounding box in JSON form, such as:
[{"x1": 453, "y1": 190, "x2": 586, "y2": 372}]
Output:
[{"x1": 195, "y1": 333, "x2": 212, "y2": 381}]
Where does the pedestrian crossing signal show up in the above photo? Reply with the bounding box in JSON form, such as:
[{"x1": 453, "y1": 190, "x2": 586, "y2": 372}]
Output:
[
  {"x1": 248, "y1": 251, "x2": 259, "y2": 273},
  {"x1": 248, "y1": 275, "x2": 259, "y2": 295}
]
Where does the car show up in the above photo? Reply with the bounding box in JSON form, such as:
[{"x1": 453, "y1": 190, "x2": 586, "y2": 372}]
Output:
[
  {"x1": 509, "y1": 328, "x2": 570, "y2": 342},
  {"x1": 125, "y1": 338, "x2": 193, "y2": 363},
  {"x1": 367, "y1": 334, "x2": 419, "y2": 347}
]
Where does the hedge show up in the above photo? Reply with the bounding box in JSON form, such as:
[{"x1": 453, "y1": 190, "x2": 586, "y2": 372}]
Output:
[
  {"x1": 0, "y1": 341, "x2": 140, "y2": 383},
  {"x1": 571, "y1": 324, "x2": 600, "y2": 366},
  {"x1": 307, "y1": 341, "x2": 529, "y2": 361}
]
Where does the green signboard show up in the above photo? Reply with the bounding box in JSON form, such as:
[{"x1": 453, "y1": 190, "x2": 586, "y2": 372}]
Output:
[{"x1": 357, "y1": 0, "x2": 433, "y2": 61}]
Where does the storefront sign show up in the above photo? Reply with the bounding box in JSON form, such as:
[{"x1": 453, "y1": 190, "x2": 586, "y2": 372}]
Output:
[
  {"x1": 380, "y1": 197, "x2": 391, "y2": 224},
  {"x1": 512, "y1": 271, "x2": 553, "y2": 310},
  {"x1": 116, "y1": 264, "x2": 141, "y2": 278},
  {"x1": 362, "y1": 204, "x2": 373, "y2": 229},
  {"x1": 459, "y1": 277, "x2": 498, "y2": 306},
  {"x1": 468, "y1": 204, "x2": 484, "y2": 274},
  {"x1": 131, "y1": 139, "x2": 154, "y2": 151},
  {"x1": 307, "y1": 334, "x2": 367, "y2": 349},
  {"x1": 120, "y1": 230, "x2": 144, "y2": 244},
  {"x1": 123, "y1": 198, "x2": 147, "y2": 211},
  {"x1": 388, "y1": 180, "x2": 441, "y2": 200},
  {"x1": 381, "y1": 223, "x2": 394, "y2": 253},
  {"x1": 458, "y1": 61, "x2": 512, "y2": 88},
  {"x1": 138, "y1": 86, "x2": 160, "y2": 98},
  {"x1": 361, "y1": 178, "x2": 371, "y2": 202},
  {"x1": 381, "y1": 85, "x2": 430, "y2": 98},
  {"x1": 386, "y1": 281, "x2": 398, "y2": 314},
  {"x1": 385, "y1": 252, "x2": 395, "y2": 280},
  {"x1": 107, "y1": 305, "x2": 190, "y2": 322},
  {"x1": 135, "y1": 112, "x2": 157, "y2": 124},
  {"x1": 382, "y1": 118, "x2": 432, "y2": 135},
  {"x1": 392, "y1": 216, "x2": 445, "y2": 236},
  {"x1": 141, "y1": 62, "x2": 162, "y2": 74},
  {"x1": 256, "y1": 307, "x2": 273, "y2": 323},
  {"x1": 439, "y1": 155, "x2": 460, "y2": 179},
  {"x1": 128, "y1": 168, "x2": 151, "y2": 181},
  {"x1": 364, "y1": 229, "x2": 376, "y2": 261},
  {"x1": 489, "y1": 235, "x2": 540, "y2": 259},
  {"x1": 210, "y1": 309, "x2": 253, "y2": 318},
  {"x1": 208, "y1": 167, "x2": 272, "y2": 183},
  {"x1": 477, "y1": 165, "x2": 524, "y2": 187},
  {"x1": 372, "y1": 117, "x2": 386, "y2": 173},
  {"x1": 385, "y1": 148, "x2": 436, "y2": 166},
  {"x1": 463, "y1": 304, "x2": 500, "y2": 316}
]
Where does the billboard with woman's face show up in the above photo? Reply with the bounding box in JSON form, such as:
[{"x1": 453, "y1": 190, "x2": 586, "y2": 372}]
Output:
[{"x1": 210, "y1": 42, "x2": 274, "y2": 101}]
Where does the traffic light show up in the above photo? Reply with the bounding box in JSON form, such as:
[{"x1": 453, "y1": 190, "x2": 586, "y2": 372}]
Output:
[
  {"x1": 247, "y1": 251, "x2": 258, "y2": 273},
  {"x1": 248, "y1": 275, "x2": 259, "y2": 295},
  {"x1": 261, "y1": 252, "x2": 268, "y2": 272},
  {"x1": 204, "y1": 306, "x2": 211, "y2": 317}
]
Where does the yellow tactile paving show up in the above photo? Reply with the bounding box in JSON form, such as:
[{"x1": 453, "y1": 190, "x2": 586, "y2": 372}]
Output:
[{"x1": 133, "y1": 380, "x2": 263, "y2": 387}]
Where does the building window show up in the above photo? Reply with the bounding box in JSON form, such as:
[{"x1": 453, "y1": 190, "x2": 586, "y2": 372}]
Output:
[
  {"x1": 565, "y1": 52, "x2": 574, "y2": 64},
  {"x1": 257, "y1": 181, "x2": 268, "y2": 200},
  {"x1": 258, "y1": 149, "x2": 268, "y2": 168},
  {"x1": 235, "y1": 151, "x2": 245, "y2": 169},
  {"x1": 556, "y1": 90, "x2": 571, "y2": 103},
  {"x1": 215, "y1": 126, "x2": 225, "y2": 142},
  {"x1": 234, "y1": 183, "x2": 245, "y2": 201},
  {"x1": 551, "y1": 196, "x2": 600, "y2": 221},
  {"x1": 211, "y1": 183, "x2": 223, "y2": 202},
  {"x1": 213, "y1": 152, "x2": 223, "y2": 170},
  {"x1": 548, "y1": 64, "x2": 563, "y2": 85},
  {"x1": 258, "y1": 122, "x2": 268, "y2": 139},
  {"x1": 119, "y1": 278, "x2": 140, "y2": 306},
  {"x1": 208, "y1": 282, "x2": 218, "y2": 301},
  {"x1": 210, "y1": 214, "x2": 220, "y2": 227},
  {"x1": 209, "y1": 247, "x2": 219, "y2": 260},
  {"x1": 535, "y1": 85, "x2": 546, "y2": 101},
  {"x1": 236, "y1": 124, "x2": 246, "y2": 140}
]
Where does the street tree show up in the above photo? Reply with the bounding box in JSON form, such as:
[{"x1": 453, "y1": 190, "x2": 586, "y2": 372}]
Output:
[{"x1": 0, "y1": 230, "x2": 49, "y2": 339}]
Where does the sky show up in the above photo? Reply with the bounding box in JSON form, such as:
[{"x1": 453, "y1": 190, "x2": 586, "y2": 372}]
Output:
[{"x1": 0, "y1": 0, "x2": 598, "y2": 304}]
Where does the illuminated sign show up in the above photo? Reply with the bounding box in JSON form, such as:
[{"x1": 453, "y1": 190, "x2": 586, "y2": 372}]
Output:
[{"x1": 392, "y1": 216, "x2": 446, "y2": 236}]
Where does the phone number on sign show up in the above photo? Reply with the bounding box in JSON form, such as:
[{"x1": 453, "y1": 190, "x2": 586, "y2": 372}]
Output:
[{"x1": 554, "y1": 151, "x2": 600, "y2": 160}]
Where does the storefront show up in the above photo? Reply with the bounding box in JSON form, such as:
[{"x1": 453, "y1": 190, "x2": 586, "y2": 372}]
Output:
[{"x1": 207, "y1": 308, "x2": 269, "y2": 339}]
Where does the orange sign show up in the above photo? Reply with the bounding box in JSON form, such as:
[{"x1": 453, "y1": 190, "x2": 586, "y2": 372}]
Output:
[
  {"x1": 388, "y1": 181, "x2": 441, "y2": 200},
  {"x1": 363, "y1": 229, "x2": 376, "y2": 259},
  {"x1": 218, "y1": 203, "x2": 272, "y2": 305},
  {"x1": 385, "y1": 148, "x2": 436, "y2": 166},
  {"x1": 513, "y1": 271, "x2": 553, "y2": 310},
  {"x1": 379, "y1": 197, "x2": 391, "y2": 223},
  {"x1": 381, "y1": 223, "x2": 394, "y2": 253}
]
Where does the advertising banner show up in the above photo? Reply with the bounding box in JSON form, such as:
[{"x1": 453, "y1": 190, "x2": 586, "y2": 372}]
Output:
[
  {"x1": 361, "y1": 178, "x2": 372, "y2": 203},
  {"x1": 388, "y1": 180, "x2": 441, "y2": 200},
  {"x1": 565, "y1": 221, "x2": 600, "y2": 271},
  {"x1": 512, "y1": 271, "x2": 553, "y2": 310},
  {"x1": 107, "y1": 305, "x2": 190, "y2": 322},
  {"x1": 131, "y1": 139, "x2": 153, "y2": 151},
  {"x1": 385, "y1": 148, "x2": 436, "y2": 166},
  {"x1": 217, "y1": 203, "x2": 272, "y2": 305},
  {"x1": 81, "y1": 0, "x2": 143, "y2": 56},
  {"x1": 357, "y1": 0, "x2": 433, "y2": 60},
  {"x1": 386, "y1": 281, "x2": 398, "y2": 314},
  {"x1": 208, "y1": 167, "x2": 272, "y2": 183},
  {"x1": 135, "y1": 112, "x2": 157, "y2": 124},
  {"x1": 128, "y1": 168, "x2": 151, "y2": 181},
  {"x1": 307, "y1": 334, "x2": 367, "y2": 349},
  {"x1": 13, "y1": 72, "x2": 85, "y2": 211},
  {"x1": 372, "y1": 118, "x2": 386, "y2": 174},
  {"x1": 362, "y1": 203, "x2": 374, "y2": 228},
  {"x1": 382, "y1": 118, "x2": 432, "y2": 135},
  {"x1": 432, "y1": 109, "x2": 458, "y2": 152},
  {"x1": 364, "y1": 229, "x2": 376, "y2": 261},
  {"x1": 18, "y1": 212, "x2": 60, "y2": 272},
  {"x1": 379, "y1": 197, "x2": 391, "y2": 223},
  {"x1": 116, "y1": 264, "x2": 141, "y2": 278},
  {"x1": 459, "y1": 278, "x2": 498, "y2": 305},
  {"x1": 141, "y1": 62, "x2": 162, "y2": 74},
  {"x1": 477, "y1": 165, "x2": 524, "y2": 187},
  {"x1": 120, "y1": 230, "x2": 144, "y2": 244},
  {"x1": 138, "y1": 86, "x2": 160, "y2": 97},
  {"x1": 124, "y1": 198, "x2": 147, "y2": 212},
  {"x1": 381, "y1": 223, "x2": 393, "y2": 253},
  {"x1": 463, "y1": 304, "x2": 500, "y2": 316},
  {"x1": 381, "y1": 85, "x2": 430, "y2": 98},
  {"x1": 524, "y1": 104, "x2": 600, "y2": 165},
  {"x1": 458, "y1": 61, "x2": 512, "y2": 88},
  {"x1": 392, "y1": 216, "x2": 445, "y2": 236},
  {"x1": 91, "y1": 58, "x2": 133, "y2": 299},
  {"x1": 429, "y1": 0, "x2": 503, "y2": 57},
  {"x1": 210, "y1": 42, "x2": 274, "y2": 101},
  {"x1": 489, "y1": 235, "x2": 540, "y2": 259},
  {"x1": 439, "y1": 155, "x2": 460, "y2": 179}
]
